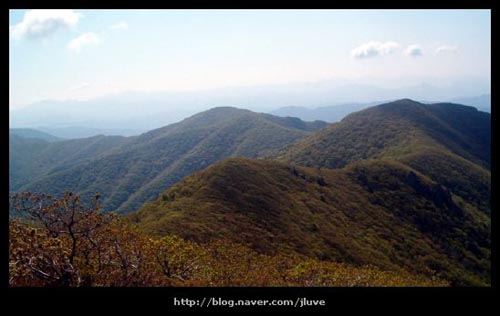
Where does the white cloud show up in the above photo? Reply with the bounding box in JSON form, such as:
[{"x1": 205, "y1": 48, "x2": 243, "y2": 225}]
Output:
[
  {"x1": 350, "y1": 41, "x2": 401, "y2": 59},
  {"x1": 67, "y1": 32, "x2": 100, "y2": 53},
  {"x1": 435, "y1": 45, "x2": 458, "y2": 55},
  {"x1": 10, "y1": 9, "x2": 81, "y2": 41},
  {"x1": 110, "y1": 22, "x2": 128, "y2": 30},
  {"x1": 404, "y1": 44, "x2": 423, "y2": 57},
  {"x1": 69, "y1": 82, "x2": 90, "y2": 91}
]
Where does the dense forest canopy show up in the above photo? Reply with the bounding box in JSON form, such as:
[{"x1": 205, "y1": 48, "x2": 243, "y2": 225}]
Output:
[{"x1": 9, "y1": 100, "x2": 491, "y2": 287}]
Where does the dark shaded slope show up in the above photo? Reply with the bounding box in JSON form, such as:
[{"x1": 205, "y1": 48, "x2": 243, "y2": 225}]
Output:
[
  {"x1": 15, "y1": 107, "x2": 326, "y2": 213},
  {"x1": 9, "y1": 134, "x2": 128, "y2": 191},
  {"x1": 10, "y1": 135, "x2": 50, "y2": 190}
]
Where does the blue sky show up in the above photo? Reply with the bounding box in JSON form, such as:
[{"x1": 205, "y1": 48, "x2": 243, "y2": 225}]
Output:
[{"x1": 9, "y1": 9, "x2": 491, "y2": 109}]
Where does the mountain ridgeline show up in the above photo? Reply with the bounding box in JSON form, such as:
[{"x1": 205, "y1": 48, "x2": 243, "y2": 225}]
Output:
[
  {"x1": 268, "y1": 94, "x2": 490, "y2": 123},
  {"x1": 10, "y1": 128, "x2": 61, "y2": 142},
  {"x1": 9, "y1": 134, "x2": 128, "y2": 192},
  {"x1": 273, "y1": 99, "x2": 491, "y2": 213},
  {"x1": 10, "y1": 107, "x2": 327, "y2": 213},
  {"x1": 131, "y1": 99, "x2": 491, "y2": 286},
  {"x1": 10, "y1": 99, "x2": 490, "y2": 286},
  {"x1": 274, "y1": 99, "x2": 490, "y2": 168}
]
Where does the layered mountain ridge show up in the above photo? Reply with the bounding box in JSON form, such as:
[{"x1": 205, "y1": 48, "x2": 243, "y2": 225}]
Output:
[
  {"x1": 10, "y1": 107, "x2": 327, "y2": 213},
  {"x1": 131, "y1": 99, "x2": 491, "y2": 286},
  {"x1": 10, "y1": 99, "x2": 491, "y2": 285}
]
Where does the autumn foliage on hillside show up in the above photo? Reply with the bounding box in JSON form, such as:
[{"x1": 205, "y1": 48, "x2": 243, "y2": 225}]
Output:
[{"x1": 9, "y1": 193, "x2": 447, "y2": 287}]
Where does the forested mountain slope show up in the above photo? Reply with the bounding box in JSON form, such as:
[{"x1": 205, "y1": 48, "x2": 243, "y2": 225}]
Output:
[
  {"x1": 11, "y1": 107, "x2": 327, "y2": 213},
  {"x1": 273, "y1": 99, "x2": 491, "y2": 213},
  {"x1": 132, "y1": 158, "x2": 490, "y2": 286},
  {"x1": 9, "y1": 134, "x2": 128, "y2": 191},
  {"x1": 132, "y1": 100, "x2": 490, "y2": 286}
]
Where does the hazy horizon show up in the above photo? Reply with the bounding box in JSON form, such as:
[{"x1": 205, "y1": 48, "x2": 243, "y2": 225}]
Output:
[{"x1": 10, "y1": 9, "x2": 490, "y2": 110}]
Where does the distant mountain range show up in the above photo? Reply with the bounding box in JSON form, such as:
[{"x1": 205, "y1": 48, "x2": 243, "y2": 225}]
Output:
[
  {"x1": 132, "y1": 99, "x2": 490, "y2": 286},
  {"x1": 269, "y1": 101, "x2": 382, "y2": 123},
  {"x1": 451, "y1": 94, "x2": 491, "y2": 113},
  {"x1": 10, "y1": 108, "x2": 326, "y2": 213},
  {"x1": 36, "y1": 126, "x2": 145, "y2": 139},
  {"x1": 10, "y1": 79, "x2": 489, "y2": 131},
  {"x1": 10, "y1": 126, "x2": 145, "y2": 140},
  {"x1": 269, "y1": 94, "x2": 490, "y2": 123},
  {"x1": 10, "y1": 128, "x2": 61, "y2": 142}
]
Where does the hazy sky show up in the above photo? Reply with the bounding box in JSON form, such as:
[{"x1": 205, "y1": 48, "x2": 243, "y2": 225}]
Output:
[{"x1": 9, "y1": 9, "x2": 491, "y2": 109}]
